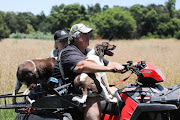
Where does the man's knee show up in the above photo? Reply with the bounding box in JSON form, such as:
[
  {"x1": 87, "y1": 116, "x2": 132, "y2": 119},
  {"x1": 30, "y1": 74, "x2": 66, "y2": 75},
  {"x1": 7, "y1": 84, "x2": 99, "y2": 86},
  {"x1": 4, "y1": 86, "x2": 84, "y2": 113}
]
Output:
[
  {"x1": 84, "y1": 97, "x2": 102, "y2": 120},
  {"x1": 85, "y1": 108, "x2": 100, "y2": 120}
]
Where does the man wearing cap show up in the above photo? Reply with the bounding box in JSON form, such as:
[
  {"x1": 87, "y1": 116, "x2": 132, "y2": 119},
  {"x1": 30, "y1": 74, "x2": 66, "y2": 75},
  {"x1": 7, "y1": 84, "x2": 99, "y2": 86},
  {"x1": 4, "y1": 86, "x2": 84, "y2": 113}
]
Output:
[
  {"x1": 55, "y1": 23, "x2": 125, "y2": 120},
  {"x1": 49, "y1": 30, "x2": 69, "y2": 84},
  {"x1": 49, "y1": 30, "x2": 69, "y2": 59}
]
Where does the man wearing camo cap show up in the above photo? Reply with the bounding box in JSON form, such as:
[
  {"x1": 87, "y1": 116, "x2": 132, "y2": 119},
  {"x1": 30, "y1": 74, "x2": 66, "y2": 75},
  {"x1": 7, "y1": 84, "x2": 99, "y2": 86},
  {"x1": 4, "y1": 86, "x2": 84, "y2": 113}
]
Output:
[{"x1": 54, "y1": 23, "x2": 124, "y2": 120}]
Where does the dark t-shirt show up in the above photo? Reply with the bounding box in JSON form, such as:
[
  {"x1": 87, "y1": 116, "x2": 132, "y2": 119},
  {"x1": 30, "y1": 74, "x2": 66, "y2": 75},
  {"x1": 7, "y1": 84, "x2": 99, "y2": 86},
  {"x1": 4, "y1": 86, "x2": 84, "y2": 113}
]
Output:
[{"x1": 52, "y1": 44, "x2": 109, "y2": 83}]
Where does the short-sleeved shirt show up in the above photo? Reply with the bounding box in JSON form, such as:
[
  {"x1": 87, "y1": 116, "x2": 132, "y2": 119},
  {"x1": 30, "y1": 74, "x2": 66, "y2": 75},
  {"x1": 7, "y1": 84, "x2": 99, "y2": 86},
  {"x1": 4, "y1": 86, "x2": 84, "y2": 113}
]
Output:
[
  {"x1": 52, "y1": 44, "x2": 109, "y2": 83},
  {"x1": 49, "y1": 49, "x2": 58, "y2": 58}
]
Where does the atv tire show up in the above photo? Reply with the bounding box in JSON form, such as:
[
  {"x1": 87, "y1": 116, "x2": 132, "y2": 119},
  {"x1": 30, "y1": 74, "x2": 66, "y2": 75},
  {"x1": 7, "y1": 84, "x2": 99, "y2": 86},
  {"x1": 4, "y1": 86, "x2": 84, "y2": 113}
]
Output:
[{"x1": 15, "y1": 114, "x2": 30, "y2": 120}]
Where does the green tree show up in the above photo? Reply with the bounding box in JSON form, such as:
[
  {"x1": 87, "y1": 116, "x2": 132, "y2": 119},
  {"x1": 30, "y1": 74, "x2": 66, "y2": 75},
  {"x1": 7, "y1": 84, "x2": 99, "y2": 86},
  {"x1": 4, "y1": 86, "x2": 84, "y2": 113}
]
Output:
[
  {"x1": 48, "y1": 5, "x2": 66, "y2": 32},
  {"x1": 175, "y1": 9, "x2": 180, "y2": 19},
  {"x1": 157, "y1": 18, "x2": 180, "y2": 38},
  {"x1": 141, "y1": 9, "x2": 159, "y2": 36},
  {"x1": 143, "y1": 4, "x2": 173, "y2": 38},
  {"x1": 130, "y1": 4, "x2": 144, "y2": 38},
  {"x1": 87, "y1": 5, "x2": 94, "y2": 16},
  {"x1": 147, "y1": 4, "x2": 168, "y2": 14},
  {"x1": 157, "y1": 23, "x2": 169, "y2": 37},
  {"x1": 102, "y1": 5, "x2": 109, "y2": 12},
  {"x1": 91, "y1": 7, "x2": 137, "y2": 39},
  {"x1": 174, "y1": 30, "x2": 180, "y2": 39},
  {"x1": 36, "y1": 11, "x2": 51, "y2": 33},
  {"x1": 157, "y1": 13, "x2": 170, "y2": 37},
  {"x1": 49, "y1": 4, "x2": 89, "y2": 33},
  {"x1": 165, "y1": 0, "x2": 176, "y2": 18},
  {"x1": 167, "y1": 18, "x2": 180, "y2": 37},
  {"x1": 26, "y1": 24, "x2": 35, "y2": 34},
  {"x1": 88, "y1": 3, "x2": 101, "y2": 16},
  {"x1": 4, "y1": 12, "x2": 18, "y2": 34},
  {"x1": 50, "y1": 4, "x2": 65, "y2": 14},
  {"x1": 0, "y1": 11, "x2": 10, "y2": 39},
  {"x1": 16, "y1": 12, "x2": 32, "y2": 33},
  {"x1": 94, "y1": 3, "x2": 101, "y2": 13},
  {"x1": 38, "y1": 21, "x2": 52, "y2": 33}
]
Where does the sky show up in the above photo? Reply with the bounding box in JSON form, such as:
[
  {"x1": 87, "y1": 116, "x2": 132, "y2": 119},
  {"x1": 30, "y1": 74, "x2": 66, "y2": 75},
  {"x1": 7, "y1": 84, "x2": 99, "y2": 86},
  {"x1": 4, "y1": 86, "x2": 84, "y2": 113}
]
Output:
[{"x1": 0, "y1": 0, "x2": 179, "y2": 16}]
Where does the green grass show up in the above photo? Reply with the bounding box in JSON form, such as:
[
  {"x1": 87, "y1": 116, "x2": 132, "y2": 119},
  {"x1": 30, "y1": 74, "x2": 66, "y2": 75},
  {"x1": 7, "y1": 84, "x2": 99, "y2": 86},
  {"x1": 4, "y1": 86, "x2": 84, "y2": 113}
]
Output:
[
  {"x1": 0, "y1": 109, "x2": 17, "y2": 120},
  {"x1": 0, "y1": 95, "x2": 25, "y2": 119}
]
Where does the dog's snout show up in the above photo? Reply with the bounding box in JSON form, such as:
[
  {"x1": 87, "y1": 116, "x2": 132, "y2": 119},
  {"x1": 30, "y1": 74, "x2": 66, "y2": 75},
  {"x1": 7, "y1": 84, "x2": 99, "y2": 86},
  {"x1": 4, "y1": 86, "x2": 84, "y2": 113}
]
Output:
[{"x1": 109, "y1": 44, "x2": 116, "y2": 50}]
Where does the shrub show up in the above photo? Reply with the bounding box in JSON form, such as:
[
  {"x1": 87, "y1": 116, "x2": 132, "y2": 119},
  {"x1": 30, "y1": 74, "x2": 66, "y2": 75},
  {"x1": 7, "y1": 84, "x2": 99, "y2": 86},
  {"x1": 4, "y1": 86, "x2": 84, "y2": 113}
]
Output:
[
  {"x1": 141, "y1": 32, "x2": 160, "y2": 39},
  {"x1": 174, "y1": 31, "x2": 180, "y2": 39},
  {"x1": 9, "y1": 32, "x2": 53, "y2": 40},
  {"x1": 9, "y1": 32, "x2": 26, "y2": 39}
]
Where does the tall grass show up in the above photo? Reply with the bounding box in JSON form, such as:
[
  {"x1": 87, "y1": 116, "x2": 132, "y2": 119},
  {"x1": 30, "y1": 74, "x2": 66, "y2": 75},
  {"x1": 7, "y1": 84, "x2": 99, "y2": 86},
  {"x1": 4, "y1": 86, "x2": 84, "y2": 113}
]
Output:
[
  {"x1": 0, "y1": 38, "x2": 179, "y2": 119},
  {"x1": 0, "y1": 38, "x2": 54, "y2": 119},
  {"x1": 0, "y1": 109, "x2": 17, "y2": 120},
  {"x1": 103, "y1": 39, "x2": 180, "y2": 88}
]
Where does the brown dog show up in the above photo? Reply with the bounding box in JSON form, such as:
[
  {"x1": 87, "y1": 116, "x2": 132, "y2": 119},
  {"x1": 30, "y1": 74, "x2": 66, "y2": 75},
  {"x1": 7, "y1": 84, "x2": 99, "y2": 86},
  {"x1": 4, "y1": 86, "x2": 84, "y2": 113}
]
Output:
[
  {"x1": 72, "y1": 41, "x2": 118, "y2": 103},
  {"x1": 12, "y1": 58, "x2": 55, "y2": 104}
]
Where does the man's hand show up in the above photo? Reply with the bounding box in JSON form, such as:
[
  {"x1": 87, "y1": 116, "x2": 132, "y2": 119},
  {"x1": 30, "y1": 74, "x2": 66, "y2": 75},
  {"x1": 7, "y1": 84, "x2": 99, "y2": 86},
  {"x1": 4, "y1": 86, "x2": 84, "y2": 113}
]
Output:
[
  {"x1": 107, "y1": 62, "x2": 125, "y2": 73},
  {"x1": 132, "y1": 62, "x2": 138, "y2": 67}
]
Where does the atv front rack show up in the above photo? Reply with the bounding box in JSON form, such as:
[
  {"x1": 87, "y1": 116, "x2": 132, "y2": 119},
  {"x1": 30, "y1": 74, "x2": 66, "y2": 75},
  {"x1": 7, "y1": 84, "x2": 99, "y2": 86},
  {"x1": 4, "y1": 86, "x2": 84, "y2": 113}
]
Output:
[
  {"x1": 0, "y1": 92, "x2": 30, "y2": 109},
  {"x1": 0, "y1": 84, "x2": 85, "y2": 111}
]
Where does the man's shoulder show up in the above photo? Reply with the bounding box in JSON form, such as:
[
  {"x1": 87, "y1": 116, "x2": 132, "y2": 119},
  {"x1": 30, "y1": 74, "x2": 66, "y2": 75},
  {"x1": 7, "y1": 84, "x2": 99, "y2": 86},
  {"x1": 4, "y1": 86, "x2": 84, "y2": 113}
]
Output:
[
  {"x1": 60, "y1": 45, "x2": 86, "y2": 63},
  {"x1": 63, "y1": 45, "x2": 77, "y2": 51},
  {"x1": 61, "y1": 45, "x2": 82, "y2": 56}
]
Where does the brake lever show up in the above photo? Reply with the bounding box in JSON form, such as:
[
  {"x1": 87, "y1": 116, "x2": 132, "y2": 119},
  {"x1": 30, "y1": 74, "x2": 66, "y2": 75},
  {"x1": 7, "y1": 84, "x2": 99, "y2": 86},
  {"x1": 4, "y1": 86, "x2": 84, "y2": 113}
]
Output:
[
  {"x1": 121, "y1": 61, "x2": 145, "y2": 77},
  {"x1": 129, "y1": 66, "x2": 144, "y2": 77},
  {"x1": 135, "y1": 61, "x2": 146, "y2": 70},
  {"x1": 121, "y1": 63, "x2": 130, "y2": 73}
]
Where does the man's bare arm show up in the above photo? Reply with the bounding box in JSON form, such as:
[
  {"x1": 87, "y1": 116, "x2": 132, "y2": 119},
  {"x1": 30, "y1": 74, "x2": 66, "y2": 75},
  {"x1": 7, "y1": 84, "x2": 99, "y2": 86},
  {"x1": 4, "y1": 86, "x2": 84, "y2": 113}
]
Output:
[{"x1": 73, "y1": 60, "x2": 124, "y2": 73}]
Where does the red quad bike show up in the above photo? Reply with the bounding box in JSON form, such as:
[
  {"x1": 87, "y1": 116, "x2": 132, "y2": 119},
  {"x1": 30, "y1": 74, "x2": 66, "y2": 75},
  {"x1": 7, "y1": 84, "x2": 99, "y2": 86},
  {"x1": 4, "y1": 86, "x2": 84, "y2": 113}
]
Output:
[
  {"x1": 101, "y1": 61, "x2": 180, "y2": 120},
  {"x1": 0, "y1": 61, "x2": 180, "y2": 120}
]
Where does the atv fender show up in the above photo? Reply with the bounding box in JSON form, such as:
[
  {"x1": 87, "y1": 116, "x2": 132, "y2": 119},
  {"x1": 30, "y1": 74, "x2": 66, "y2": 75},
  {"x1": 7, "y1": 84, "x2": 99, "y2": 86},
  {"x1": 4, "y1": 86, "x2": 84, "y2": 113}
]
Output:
[{"x1": 130, "y1": 103, "x2": 177, "y2": 120}]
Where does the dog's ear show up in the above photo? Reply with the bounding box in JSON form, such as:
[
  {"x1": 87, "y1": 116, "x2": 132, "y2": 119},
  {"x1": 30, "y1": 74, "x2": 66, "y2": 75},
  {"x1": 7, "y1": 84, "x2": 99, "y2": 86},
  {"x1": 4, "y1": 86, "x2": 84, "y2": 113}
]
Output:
[
  {"x1": 102, "y1": 42, "x2": 108, "y2": 47},
  {"x1": 95, "y1": 45, "x2": 104, "y2": 57}
]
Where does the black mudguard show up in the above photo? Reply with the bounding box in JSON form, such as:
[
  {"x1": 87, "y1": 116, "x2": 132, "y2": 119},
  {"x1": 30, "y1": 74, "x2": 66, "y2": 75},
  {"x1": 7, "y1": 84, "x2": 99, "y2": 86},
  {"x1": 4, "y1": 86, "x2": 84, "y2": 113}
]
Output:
[{"x1": 130, "y1": 103, "x2": 177, "y2": 120}]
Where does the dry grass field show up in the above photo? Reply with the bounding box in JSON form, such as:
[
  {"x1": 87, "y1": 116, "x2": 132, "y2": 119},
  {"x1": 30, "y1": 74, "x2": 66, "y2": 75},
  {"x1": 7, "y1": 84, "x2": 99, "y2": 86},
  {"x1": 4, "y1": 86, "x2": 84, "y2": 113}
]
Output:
[
  {"x1": 0, "y1": 38, "x2": 180, "y2": 95},
  {"x1": 0, "y1": 38, "x2": 179, "y2": 119}
]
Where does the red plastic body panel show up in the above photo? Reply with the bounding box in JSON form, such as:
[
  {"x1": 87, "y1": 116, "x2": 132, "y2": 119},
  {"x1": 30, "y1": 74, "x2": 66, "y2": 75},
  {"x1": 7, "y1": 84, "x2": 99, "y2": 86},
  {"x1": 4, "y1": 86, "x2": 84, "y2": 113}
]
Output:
[
  {"x1": 140, "y1": 64, "x2": 166, "y2": 82},
  {"x1": 120, "y1": 94, "x2": 138, "y2": 120},
  {"x1": 101, "y1": 114, "x2": 121, "y2": 120},
  {"x1": 102, "y1": 94, "x2": 138, "y2": 120}
]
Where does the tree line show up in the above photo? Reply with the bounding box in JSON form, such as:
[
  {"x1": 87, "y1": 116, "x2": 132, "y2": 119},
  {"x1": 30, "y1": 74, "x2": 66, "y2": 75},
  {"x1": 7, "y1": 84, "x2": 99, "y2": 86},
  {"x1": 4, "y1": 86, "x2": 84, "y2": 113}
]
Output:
[{"x1": 0, "y1": 0, "x2": 180, "y2": 40}]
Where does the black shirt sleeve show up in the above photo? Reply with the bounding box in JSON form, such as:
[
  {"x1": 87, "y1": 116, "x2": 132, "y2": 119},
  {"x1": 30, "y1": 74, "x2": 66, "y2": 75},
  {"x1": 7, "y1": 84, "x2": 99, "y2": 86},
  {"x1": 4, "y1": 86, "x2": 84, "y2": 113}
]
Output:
[
  {"x1": 61, "y1": 48, "x2": 85, "y2": 73},
  {"x1": 103, "y1": 59, "x2": 109, "y2": 66}
]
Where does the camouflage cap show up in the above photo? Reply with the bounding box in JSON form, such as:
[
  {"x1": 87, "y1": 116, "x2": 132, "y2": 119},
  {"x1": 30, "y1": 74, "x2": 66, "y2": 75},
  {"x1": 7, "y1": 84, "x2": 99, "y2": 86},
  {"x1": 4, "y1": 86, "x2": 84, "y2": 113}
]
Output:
[{"x1": 69, "y1": 23, "x2": 93, "y2": 36}]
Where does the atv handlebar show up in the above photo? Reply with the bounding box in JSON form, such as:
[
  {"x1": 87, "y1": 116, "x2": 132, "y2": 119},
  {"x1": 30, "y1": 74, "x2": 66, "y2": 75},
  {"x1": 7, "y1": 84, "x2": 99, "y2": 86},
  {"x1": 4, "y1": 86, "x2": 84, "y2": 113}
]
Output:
[{"x1": 121, "y1": 61, "x2": 146, "y2": 77}]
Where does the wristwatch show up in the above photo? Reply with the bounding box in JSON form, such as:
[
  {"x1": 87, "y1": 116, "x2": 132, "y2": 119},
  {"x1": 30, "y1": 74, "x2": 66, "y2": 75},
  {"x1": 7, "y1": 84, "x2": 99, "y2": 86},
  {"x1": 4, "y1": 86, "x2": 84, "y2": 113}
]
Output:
[{"x1": 113, "y1": 68, "x2": 118, "y2": 73}]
